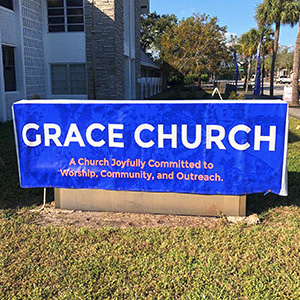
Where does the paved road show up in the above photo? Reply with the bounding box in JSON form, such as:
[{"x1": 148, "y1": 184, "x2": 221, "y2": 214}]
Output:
[
  {"x1": 205, "y1": 81, "x2": 286, "y2": 98},
  {"x1": 289, "y1": 106, "x2": 300, "y2": 119},
  {"x1": 248, "y1": 83, "x2": 300, "y2": 119},
  {"x1": 213, "y1": 81, "x2": 300, "y2": 119},
  {"x1": 204, "y1": 81, "x2": 300, "y2": 118},
  {"x1": 258, "y1": 82, "x2": 285, "y2": 98}
]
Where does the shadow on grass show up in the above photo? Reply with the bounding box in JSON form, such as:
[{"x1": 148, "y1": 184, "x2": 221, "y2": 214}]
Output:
[
  {"x1": 247, "y1": 171, "x2": 300, "y2": 215},
  {"x1": 288, "y1": 131, "x2": 300, "y2": 144},
  {"x1": 0, "y1": 184, "x2": 54, "y2": 210},
  {"x1": 150, "y1": 86, "x2": 211, "y2": 100},
  {"x1": 0, "y1": 121, "x2": 53, "y2": 210}
]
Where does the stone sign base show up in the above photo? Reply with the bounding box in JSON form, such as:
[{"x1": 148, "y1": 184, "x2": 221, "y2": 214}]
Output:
[{"x1": 55, "y1": 189, "x2": 246, "y2": 217}]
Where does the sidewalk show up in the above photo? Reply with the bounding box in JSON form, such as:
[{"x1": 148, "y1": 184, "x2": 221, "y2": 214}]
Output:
[{"x1": 289, "y1": 106, "x2": 300, "y2": 120}]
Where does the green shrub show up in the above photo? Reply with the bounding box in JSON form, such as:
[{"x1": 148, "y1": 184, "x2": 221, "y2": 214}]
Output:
[
  {"x1": 184, "y1": 74, "x2": 197, "y2": 85},
  {"x1": 200, "y1": 74, "x2": 209, "y2": 82},
  {"x1": 227, "y1": 91, "x2": 246, "y2": 100}
]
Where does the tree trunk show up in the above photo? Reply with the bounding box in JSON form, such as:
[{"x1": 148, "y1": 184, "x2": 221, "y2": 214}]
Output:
[
  {"x1": 198, "y1": 75, "x2": 202, "y2": 87},
  {"x1": 270, "y1": 22, "x2": 280, "y2": 98},
  {"x1": 245, "y1": 59, "x2": 251, "y2": 93},
  {"x1": 292, "y1": 17, "x2": 300, "y2": 106},
  {"x1": 243, "y1": 64, "x2": 247, "y2": 90}
]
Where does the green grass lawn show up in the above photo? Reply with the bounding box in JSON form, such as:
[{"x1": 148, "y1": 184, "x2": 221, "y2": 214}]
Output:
[{"x1": 1, "y1": 118, "x2": 300, "y2": 299}]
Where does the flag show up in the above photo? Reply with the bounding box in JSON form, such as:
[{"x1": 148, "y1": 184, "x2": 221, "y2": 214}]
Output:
[
  {"x1": 254, "y1": 36, "x2": 263, "y2": 97},
  {"x1": 234, "y1": 50, "x2": 239, "y2": 92}
]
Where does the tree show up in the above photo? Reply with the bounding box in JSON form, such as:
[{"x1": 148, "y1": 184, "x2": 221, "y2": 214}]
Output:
[
  {"x1": 141, "y1": 12, "x2": 177, "y2": 58},
  {"x1": 292, "y1": 15, "x2": 300, "y2": 106},
  {"x1": 237, "y1": 28, "x2": 260, "y2": 92},
  {"x1": 256, "y1": 0, "x2": 300, "y2": 97},
  {"x1": 259, "y1": 26, "x2": 274, "y2": 95},
  {"x1": 276, "y1": 46, "x2": 294, "y2": 72},
  {"x1": 160, "y1": 13, "x2": 229, "y2": 85}
]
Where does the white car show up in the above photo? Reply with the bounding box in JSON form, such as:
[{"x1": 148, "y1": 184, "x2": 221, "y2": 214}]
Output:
[{"x1": 276, "y1": 76, "x2": 292, "y2": 84}]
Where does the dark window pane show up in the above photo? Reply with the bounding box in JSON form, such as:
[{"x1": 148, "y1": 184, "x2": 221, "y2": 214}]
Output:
[
  {"x1": 66, "y1": 0, "x2": 83, "y2": 7},
  {"x1": 49, "y1": 25, "x2": 65, "y2": 32},
  {"x1": 52, "y1": 65, "x2": 68, "y2": 79},
  {"x1": 51, "y1": 65, "x2": 68, "y2": 94},
  {"x1": 70, "y1": 64, "x2": 85, "y2": 75},
  {"x1": 70, "y1": 81, "x2": 86, "y2": 94},
  {"x1": 67, "y1": 16, "x2": 83, "y2": 24},
  {"x1": 67, "y1": 25, "x2": 84, "y2": 31},
  {"x1": 51, "y1": 64, "x2": 87, "y2": 95},
  {"x1": 0, "y1": 0, "x2": 13, "y2": 10},
  {"x1": 70, "y1": 79, "x2": 86, "y2": 86},
  {"x1": 47, "y1": 0, "x2": 63, "y2": 7},
  {"x1": 2, "y1": 46, "x2": 16, "y2": 92},
  {"x1": 4, "y1": 67, "x2": 16, "y2": 91},
  {"x1": 52, "y1": 80, "x2": 68, "y2": 87},
  {"x1": 67, "y1": 8, "x2": 83, "y2": 15},
  {"x1": 70, "y1": 64, "x2": 86, "y2": 94},
  {"x1": 71, "y1": 87, "x2": 86, "y2": 94},
  {"x1": 2, "y1": 46, "x2": 15, "y2": 66},
  {"x1": 48, "y1": 17, "x2": 65, "y2": 24},
  {"x1": 52, "y1": 87, "x2": 69, "y2": 94},
  {"x1": 48, "y1": 8, "x2": 64, "y2": 16}
]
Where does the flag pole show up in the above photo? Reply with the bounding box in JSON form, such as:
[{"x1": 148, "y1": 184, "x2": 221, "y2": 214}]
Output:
[{"x1": 254, "y1": 33, "x2": 264, "y2": 97}]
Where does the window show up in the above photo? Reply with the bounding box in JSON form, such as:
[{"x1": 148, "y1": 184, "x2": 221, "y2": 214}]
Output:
[
  {"x1": 47, "y1": 0, "x2": 84, "y2": 32},
  {"x1": 51, "y1": 64, "x2": 87, "y2": 94},
  {"x1": 2, "y1": 46, "x2": 16, "y2": 92},
  {"x1": 0, "y1": 0, "x2": 13, "y2": 10}
]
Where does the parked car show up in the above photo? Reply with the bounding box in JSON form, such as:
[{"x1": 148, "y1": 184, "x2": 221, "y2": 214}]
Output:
[{"x1": 276, "y1": 75, "x2": 292, "y2": 84}]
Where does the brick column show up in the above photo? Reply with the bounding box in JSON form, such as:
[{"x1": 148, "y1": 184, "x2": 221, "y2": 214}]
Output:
[{"x1": 85, "y1": 0, "x2": 125, "y2": 99}]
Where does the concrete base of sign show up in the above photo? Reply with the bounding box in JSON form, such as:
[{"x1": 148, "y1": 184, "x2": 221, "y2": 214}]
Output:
[{"x1": 55, "y1": 189, "x2": 246, "y2": 217}]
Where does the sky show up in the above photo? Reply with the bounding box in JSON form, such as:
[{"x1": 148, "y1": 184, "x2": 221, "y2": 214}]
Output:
[{"x1": 150, "y1": 0, "x2": 298, "y2": 48}]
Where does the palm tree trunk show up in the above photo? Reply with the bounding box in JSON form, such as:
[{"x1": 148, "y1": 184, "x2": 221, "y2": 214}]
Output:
[
  {"x1": 270, "y1": 22, "x2": 280, "y2": 97},
  {"x1": 246, "y1": 59, "x2": 251, "y2": 93},
  {"x1": 292, "y1": 17, "x2": 300, "y2": 106},
  {"x1": 198, "y1": 74, "x2": 202, "y2": 87},
  {"x1": 243, "y1": 63, "x2": 247, "y2": 90}
]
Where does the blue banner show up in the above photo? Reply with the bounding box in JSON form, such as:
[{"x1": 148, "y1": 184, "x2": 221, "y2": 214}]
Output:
[
  {"x1": 13, "y1": 100, "x2": 288, "y2": 196},
  {"x1": 254, "y1": 36, "x2": 263, "y2": 97}
]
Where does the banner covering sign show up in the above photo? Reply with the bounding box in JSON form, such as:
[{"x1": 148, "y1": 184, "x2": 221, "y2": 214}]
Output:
[{"x1": 13, "y1": 100, "x2": 288, "y2": 196}]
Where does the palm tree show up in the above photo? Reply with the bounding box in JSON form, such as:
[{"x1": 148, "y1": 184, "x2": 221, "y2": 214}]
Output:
[
  {"x1": 256, "y1": 0, "x2": 300, "y2": 97},
  {"x1": 259, "y1": 27, "x2": 274, "y2": 95},
  {"x1": 292, "y1": 15, "x2": 300, "y2": 106},
  {"x1": 237, "y1": 29, "x2": 260, "y2": 92}
]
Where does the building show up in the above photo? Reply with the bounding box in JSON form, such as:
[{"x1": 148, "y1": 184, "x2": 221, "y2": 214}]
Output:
[
  {"x1": 139, "y1": 49, "x2": 161, "y2": 99},
  {"x1": 0, "y1": 0, "x2": 157, "y2": 122}
]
